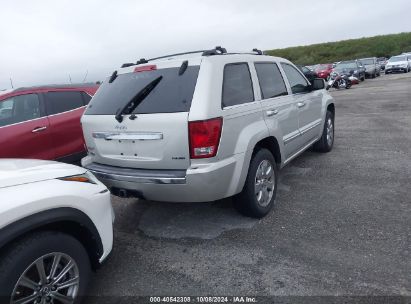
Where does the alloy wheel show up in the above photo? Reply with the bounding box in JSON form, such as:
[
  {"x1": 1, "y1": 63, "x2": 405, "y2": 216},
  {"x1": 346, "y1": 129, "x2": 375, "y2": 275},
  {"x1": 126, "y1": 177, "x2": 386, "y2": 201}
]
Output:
[
  {"x1": 11, "y1": 252, "x2": 79, "y2": 304},
  {"x1": 254, "y1": 160, "x2": 275, "y2": 207},
  {"x1": 326, "y1": 117, "x2": 334, "y2": 147}
]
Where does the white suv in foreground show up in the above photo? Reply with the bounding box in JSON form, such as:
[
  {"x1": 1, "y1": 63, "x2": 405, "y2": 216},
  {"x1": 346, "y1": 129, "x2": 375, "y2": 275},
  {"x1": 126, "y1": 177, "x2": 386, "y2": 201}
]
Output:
[
  {"x1": 0, "y1": 159, "x2": 113, "y2": 303},
  {"x1": 82, "y1": 47, "x2": 335, "y2": 218}
]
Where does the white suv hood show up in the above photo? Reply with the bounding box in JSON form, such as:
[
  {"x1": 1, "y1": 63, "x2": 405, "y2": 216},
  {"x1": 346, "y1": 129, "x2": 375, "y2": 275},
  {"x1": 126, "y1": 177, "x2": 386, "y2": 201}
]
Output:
[{"x1": 0, "y1": 159, "x2": 87, "y2": 188}]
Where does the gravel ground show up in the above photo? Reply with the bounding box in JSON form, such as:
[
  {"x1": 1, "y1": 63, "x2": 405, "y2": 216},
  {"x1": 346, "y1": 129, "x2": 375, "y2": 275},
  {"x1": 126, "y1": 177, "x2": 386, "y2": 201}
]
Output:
[{"x1": 88, "y1": 72, "x2": 411, "y2": 302}]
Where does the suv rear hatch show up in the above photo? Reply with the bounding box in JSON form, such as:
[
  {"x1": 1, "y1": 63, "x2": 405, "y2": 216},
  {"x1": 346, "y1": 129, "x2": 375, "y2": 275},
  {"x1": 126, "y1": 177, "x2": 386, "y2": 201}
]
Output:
[{"x1": 82, "y1": 59, "x2": 201, "y2": 170}]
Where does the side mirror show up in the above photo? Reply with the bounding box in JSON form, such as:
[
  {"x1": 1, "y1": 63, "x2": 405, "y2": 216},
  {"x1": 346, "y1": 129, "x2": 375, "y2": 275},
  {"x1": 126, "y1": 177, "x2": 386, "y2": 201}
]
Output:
[{"x1": 311, "y1": 78, "x2": 325, "y2": 90}]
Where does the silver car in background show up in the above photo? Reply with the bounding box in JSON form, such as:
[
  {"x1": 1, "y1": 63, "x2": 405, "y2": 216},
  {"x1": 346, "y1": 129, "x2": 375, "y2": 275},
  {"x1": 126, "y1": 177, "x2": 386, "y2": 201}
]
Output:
[{"x1": 359, "y1": 57, "x2": 381, "y2": 78}]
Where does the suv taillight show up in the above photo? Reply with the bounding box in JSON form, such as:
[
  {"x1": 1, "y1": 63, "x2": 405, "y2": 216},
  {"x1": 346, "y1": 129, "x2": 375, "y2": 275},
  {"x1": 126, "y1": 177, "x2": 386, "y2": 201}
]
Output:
[{"x1": 188, "y1": 117, "x2": 223, "y2": 159}]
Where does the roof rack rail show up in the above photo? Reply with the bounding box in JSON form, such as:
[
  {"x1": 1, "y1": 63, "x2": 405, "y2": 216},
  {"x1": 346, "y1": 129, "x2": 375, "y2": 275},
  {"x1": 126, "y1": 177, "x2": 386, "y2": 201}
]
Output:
[
  {"x1": 121, "y1": 46, "x2": 264, "y2": 68},
  {"x1": 202, "y1": 46, "x2": 227, "y2": 56},
  {"x1": 252, "y1": 48, "x2": 263, "y2": 55}
]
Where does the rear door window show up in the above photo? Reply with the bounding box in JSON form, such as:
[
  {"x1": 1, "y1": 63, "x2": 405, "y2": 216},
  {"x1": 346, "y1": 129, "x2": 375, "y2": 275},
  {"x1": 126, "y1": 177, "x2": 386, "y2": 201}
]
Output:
[
  {"x1": 45, "y1": 91, "x2": 84, "y2": 115},
  {"x1": 255, "y1": 63, "x2": 288, "y2": 99},
  {"x1": 281, "y1": 63, "x2": 311, "y2": 94},
  {"x1": 0, "y1": 94, "x2": 42, "y2": 127},
  {"x1": 85, "y1": 66, "x2": 200, "y2": 115}
]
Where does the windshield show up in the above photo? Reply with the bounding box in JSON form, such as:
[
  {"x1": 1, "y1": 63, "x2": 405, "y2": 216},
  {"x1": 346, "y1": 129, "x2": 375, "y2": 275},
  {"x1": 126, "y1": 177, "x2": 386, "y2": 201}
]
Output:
[
  {"x1": 361, "y1": 59, "x2": 374, "y2": 65},
  {"x1": 389, "y1": 56, "x2": 406, "y2": 62},
  {"x1": 335, "y1": 62, "x2": 357, "y2": 70},
  {"x1": 85, "y1": 66, "x2": 200, "y2": 115}
]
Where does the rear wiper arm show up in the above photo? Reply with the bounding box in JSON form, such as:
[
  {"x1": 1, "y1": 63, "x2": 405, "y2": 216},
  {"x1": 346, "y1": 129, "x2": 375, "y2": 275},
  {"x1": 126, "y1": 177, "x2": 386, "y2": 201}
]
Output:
[{"x1": 115, "y1": 76, "x2": 163, "y2": 123}]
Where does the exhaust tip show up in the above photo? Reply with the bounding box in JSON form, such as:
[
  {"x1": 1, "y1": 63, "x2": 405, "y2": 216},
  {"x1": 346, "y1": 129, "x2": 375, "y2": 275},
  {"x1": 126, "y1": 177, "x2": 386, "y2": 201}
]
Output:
[{"x1": 110, "y1": 187, "x2": 145, "y2": 199}]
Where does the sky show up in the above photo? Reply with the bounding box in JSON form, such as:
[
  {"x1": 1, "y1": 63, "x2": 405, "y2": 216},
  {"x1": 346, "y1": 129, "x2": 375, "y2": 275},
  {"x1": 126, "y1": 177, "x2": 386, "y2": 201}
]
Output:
[{"x1": 1, "y1": 0, "x2": 410, "y2": 89}]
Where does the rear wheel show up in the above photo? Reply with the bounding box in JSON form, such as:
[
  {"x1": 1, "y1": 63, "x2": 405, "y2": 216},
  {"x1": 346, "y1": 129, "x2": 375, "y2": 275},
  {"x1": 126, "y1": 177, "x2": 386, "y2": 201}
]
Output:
[
  {"x1": 234, "y1": 149, "x2": 278, "y2": 219},
  {"x1": 314, "y1": 110, "x2": 334, "y2": 153},
  {"x1": 0, "y1": 231, "x2": 91, "y2": 304}
]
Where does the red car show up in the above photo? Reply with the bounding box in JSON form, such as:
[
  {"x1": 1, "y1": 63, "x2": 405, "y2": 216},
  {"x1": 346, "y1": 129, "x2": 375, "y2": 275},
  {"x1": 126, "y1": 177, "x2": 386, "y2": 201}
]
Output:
[
  {"x1": 0, "y1": 84, "x2": 98, "y2": 162},
  {"x1": 315, "y1": 64, "x2": 333, "y2": 80}
]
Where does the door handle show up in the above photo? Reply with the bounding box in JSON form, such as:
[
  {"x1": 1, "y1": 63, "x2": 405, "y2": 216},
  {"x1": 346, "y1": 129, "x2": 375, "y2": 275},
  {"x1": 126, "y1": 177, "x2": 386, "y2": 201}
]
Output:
[
  {"x1": 32, "y1": 126, "x2": 47, "y2": 133},
  {"x1": 266, "y1": 109, "x2": 279, "y2": 117},
  {"x1": 297, "y1": 102, "x2": 306, "y2": 108}
]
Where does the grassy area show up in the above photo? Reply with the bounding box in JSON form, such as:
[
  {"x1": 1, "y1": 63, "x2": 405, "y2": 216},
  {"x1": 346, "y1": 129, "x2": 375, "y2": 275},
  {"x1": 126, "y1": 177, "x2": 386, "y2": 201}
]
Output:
[{"x1": 265, "y1": 32, "x2": 411, "y2": 65}]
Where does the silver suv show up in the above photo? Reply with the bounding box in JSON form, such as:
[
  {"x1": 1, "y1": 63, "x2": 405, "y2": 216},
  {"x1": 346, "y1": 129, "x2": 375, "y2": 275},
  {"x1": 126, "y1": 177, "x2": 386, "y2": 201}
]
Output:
[
  {"x1": 81, "y1": 47, "x2": 335, "y2": 218},
  {"x1": 359, "y1": 57, "x2": 381, "y2": 78}
]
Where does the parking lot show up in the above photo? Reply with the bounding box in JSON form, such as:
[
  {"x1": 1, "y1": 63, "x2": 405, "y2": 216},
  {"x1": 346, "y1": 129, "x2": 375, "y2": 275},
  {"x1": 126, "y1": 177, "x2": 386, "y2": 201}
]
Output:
[{"x1": 89, "y1": 73, "x2": 411, "y2": 299}]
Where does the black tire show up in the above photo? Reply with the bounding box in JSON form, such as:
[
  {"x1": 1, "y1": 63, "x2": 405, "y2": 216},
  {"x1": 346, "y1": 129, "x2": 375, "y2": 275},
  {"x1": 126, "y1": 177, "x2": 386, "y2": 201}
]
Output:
[
  {"x1": 0, "y1": 231, "x2": 91, "y2": 304},
  {"x1": 313, "y1": 110, "x2": 334, "y2": 153},
  {"x1": 233, "y1": 148, "x2": 278, "y2": 219},
  {"x1": 360, "y1": 74, "x2": 365, "y2": 81}
]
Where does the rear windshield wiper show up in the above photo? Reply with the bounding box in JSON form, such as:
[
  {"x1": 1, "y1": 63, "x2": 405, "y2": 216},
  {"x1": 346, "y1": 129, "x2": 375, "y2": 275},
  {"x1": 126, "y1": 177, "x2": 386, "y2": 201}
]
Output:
[{"x1": 115, "y1": 76, "x2": 163, "y2": 123}]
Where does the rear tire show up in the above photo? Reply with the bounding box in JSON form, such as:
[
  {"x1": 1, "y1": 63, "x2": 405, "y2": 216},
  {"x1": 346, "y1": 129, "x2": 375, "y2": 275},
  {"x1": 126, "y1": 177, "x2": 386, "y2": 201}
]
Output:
[
  {"x1": 233, "y1": 149, "x2": 278, "y2": 219},
  {"x1": 313, "y1": 110, "x2": 334, "y2": 153},
  {"x1": 0, "y1": 231, "x2": 91, "y2": 304}
]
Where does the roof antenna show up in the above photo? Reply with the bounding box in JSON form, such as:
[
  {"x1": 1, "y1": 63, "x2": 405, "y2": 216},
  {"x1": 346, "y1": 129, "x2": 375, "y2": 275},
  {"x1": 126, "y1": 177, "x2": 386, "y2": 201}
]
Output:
[{"x1": 9, "y1": 77, "x2": 14, "y2": 89}]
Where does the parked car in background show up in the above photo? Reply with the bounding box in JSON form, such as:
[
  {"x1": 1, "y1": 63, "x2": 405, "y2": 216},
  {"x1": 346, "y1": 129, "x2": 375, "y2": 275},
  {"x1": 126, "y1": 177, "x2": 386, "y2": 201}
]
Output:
[
  {"x1": 0, "y1": 159, "x2": 113, "y2": 303},
  {"x1": 315, "y1": 64, "x2": 333, "y2": 80},
  {"x1": 334, "y1": 60, "x2": 366, "y2": 81},
  {"x1": 385, "y1": 55, "x2": 410, "y2": 74},
  {"x1": 0, "y1": 84, "x2": 99, "y2": 162},
  {"x1": 81, "y1": 47, "x2": 334, "y2": 219},
  {"x1": 297, "y1": 65, "x2": 317, "y2": 82},
  {"x1": 377, "y1": 57, "x2": 388, "y2": 70},
  {"x1": 332, "y1": 62, "x2": 340, "y2": 68},
  {"x1": 402, "y1": 53, "x2": 411, "y2": 68},
  {"x1": 306, "y1": 64, "x2": 318, "y2": 72},
  {"x1": 359, "y1": 57, "x2": 381, "y2": 78}
]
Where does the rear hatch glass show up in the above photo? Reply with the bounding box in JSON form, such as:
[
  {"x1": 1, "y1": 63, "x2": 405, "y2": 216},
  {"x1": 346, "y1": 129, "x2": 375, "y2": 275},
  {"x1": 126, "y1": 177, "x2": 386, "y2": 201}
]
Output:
[{"x1": 85, "y1": 66, "x2": 200, "y2": 115}]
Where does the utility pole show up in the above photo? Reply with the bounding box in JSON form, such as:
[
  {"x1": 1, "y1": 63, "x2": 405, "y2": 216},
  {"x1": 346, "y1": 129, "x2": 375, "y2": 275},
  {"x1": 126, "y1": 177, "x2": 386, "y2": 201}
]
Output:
[
  {"x1": 9, "y1": 78, "x2": 14, "y2": 89},
  {"x1": 82, "y1": 70, "x2": 88, "y2": 83},
  {"x1": 69, "y1": 74, "x2": 72, "y2": 84}
]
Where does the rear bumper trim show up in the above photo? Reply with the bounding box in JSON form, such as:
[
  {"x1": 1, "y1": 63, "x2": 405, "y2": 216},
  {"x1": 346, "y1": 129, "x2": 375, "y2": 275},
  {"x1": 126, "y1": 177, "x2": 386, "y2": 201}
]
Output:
[{"x1": 84, "y1": 162, "x2": 186, "y2": 185}]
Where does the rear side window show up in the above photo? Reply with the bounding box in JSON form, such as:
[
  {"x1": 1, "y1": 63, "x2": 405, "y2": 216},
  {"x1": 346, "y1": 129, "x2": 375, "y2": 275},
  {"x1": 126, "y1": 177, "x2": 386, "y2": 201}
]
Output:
[
  {"x1": 85, "y1": 66, "x2": 200, "y2": 115},
  {"x1": 254, "y1": 63, "x2": 288, "y2": 99},
  {"x1": 46, "y1": 91, "x2": 84, "y2": 115},
  {"x1": 281, "y1": 63, "x2": 311, "y2": 94},
  {"x1": 222, "y1": 63, "x2": 254, "y2": 107},
  {"x1": 0, "y1": 94, "x2": 42, "y2": 127}
]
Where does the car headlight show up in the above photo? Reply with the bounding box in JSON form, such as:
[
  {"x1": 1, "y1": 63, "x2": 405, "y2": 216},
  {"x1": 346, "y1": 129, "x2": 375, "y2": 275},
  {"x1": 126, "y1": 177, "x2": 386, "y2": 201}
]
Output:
[
  {"x1": 58, "y1": 172, "x2": 97, "y2": 184},
  {"x1": 400, "y1": 64, "x2": 407, "y2": 68}
]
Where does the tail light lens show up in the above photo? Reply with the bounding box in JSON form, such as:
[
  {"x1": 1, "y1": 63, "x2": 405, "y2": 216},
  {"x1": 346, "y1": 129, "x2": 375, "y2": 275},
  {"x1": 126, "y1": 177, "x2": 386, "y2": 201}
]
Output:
[{"x1": 188, "y1": 117, "x2": 223, "y2": 159}]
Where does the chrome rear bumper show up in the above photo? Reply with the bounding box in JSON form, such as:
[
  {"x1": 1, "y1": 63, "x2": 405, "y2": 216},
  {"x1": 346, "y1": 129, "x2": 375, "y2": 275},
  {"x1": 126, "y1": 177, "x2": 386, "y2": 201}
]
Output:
[{"x1": 84, "y1": 162, "x2": 186, "y2": 185}]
